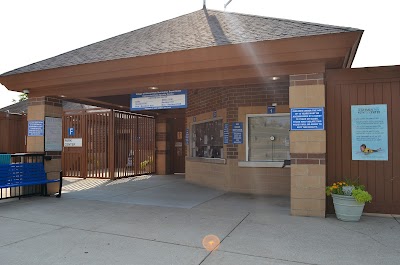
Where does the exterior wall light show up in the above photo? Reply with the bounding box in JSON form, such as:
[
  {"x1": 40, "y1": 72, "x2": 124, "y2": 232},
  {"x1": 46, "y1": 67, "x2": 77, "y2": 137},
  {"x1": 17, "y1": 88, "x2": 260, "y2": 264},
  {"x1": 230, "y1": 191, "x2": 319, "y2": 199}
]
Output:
[
  {"x1": 149, "y1": 87, "x2": 159, "y2": 90},
  {"x1": 271, "y1": 77, "x2": 280, "y2": 81}
]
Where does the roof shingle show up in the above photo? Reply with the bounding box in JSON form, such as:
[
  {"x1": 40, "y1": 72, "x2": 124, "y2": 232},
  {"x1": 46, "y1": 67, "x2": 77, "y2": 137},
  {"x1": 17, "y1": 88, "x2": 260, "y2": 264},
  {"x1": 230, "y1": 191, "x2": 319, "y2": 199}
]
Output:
[{"x1": 1, "y1": 9, "x2": 360, "y2": 76}]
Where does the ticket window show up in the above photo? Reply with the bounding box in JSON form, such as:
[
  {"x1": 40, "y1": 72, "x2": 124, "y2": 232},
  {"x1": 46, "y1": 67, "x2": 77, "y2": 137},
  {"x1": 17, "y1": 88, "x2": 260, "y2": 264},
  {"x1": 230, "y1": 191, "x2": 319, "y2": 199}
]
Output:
[{"x1": 246, "y1": 114, "x2": 290, "y2": 162}]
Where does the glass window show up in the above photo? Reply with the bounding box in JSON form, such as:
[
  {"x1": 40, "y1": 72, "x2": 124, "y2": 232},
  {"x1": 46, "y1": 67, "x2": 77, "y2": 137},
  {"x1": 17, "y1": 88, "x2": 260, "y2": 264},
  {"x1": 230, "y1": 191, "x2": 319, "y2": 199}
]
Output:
[
  {"x1": 247, "y1": 114, "x2": 290, "y2": 161},
  {"x1": 191, "y1": 119, "x2": 223, "y2": 158}
]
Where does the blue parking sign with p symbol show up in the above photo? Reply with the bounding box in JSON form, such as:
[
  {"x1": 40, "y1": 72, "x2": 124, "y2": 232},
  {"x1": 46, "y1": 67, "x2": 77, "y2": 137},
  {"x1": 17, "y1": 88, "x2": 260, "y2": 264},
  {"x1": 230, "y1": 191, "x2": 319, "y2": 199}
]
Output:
[{"x1": 68, "y1": 127, "x2": 75, "y2": 136}]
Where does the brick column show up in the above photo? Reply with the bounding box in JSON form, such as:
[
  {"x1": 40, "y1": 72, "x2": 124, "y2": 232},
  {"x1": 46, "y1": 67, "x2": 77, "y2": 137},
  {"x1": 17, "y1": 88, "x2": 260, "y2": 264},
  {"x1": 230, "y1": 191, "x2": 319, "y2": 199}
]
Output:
[
  {"x1": 155, "y1": 116, "x2": 168, "y2": 174},
  {"x1": 289, "y1": 73, "x2": 326, "y2": 217},
  {"x1": 27, "y1": 96, "x2": 63, "y2": 194}
]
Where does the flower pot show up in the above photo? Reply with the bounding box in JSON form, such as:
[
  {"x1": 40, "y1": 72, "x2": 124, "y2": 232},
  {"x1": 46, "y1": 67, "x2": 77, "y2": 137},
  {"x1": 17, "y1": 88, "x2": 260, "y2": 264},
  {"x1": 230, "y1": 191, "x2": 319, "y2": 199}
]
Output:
[{"x1": 332, "y1": 194, "x2": 365, "y2": 222}]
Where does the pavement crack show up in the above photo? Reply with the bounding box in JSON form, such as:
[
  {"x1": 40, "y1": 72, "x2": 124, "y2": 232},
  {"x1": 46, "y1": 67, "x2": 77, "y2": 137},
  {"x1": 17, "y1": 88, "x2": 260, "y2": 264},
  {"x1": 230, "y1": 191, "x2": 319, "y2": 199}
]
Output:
[
  {"x1": 191, "y1": 192, "x2": 227, "y2": 209},
  {"x1": 393, "y1": 216, "x2": 400, "y2": 226},
  {"x1": 0, "y1": 226, "x2": 64, "y2": 248},
  {"x1": 198, "y1": 212, "x2": 250, "y2": 265},
  {"x1": 0, "y1": 215, "x2": 62, "y2": 228},
  {"x1": 219, "y1": 250, "x2": 321, "y2": 265},
  {"x1": 62, "y1": 226, "x2": 203, "y2": 250}
]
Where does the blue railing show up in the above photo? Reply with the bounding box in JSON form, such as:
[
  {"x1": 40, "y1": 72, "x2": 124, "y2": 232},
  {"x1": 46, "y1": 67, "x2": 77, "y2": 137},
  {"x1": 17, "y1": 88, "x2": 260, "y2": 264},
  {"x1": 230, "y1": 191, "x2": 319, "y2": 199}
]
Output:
[{"x1": 0, "y1": 153, "x2": 47, "y2": 200}]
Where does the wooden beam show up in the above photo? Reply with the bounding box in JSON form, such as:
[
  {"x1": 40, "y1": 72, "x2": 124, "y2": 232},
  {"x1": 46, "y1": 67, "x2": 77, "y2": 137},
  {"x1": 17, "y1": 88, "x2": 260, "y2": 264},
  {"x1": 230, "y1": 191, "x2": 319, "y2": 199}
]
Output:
[{"x1": 28, "y1": 62, "x2": 326, "y2": 98}]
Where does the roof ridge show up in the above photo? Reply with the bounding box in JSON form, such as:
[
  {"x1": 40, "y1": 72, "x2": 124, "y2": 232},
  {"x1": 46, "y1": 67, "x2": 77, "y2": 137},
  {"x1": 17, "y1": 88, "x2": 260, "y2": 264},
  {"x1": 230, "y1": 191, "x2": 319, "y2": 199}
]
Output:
[{"x1": 206, "y1": 8, "x2": 360, "y2": 32}]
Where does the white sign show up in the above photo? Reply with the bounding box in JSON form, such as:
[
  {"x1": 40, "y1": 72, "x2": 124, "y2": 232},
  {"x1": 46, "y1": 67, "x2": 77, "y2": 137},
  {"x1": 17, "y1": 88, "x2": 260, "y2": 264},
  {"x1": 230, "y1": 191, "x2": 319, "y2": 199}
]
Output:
[
  {"x1": 64, "y1": 138, "x2": 83, "y2": 147},
  {"x1": 45, "y1": 117, "x2": 62, "y2": 151},
  {"x1": 130, "y1": 90, "x2": 187, "y2": 111}
]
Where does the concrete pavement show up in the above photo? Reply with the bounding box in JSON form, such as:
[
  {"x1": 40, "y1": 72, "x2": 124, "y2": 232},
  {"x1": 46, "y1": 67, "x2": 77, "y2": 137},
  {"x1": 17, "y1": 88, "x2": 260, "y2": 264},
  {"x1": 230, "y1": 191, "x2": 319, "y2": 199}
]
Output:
[{"x1": 0, "y1": 174, "x2": 399, "y2": 265}]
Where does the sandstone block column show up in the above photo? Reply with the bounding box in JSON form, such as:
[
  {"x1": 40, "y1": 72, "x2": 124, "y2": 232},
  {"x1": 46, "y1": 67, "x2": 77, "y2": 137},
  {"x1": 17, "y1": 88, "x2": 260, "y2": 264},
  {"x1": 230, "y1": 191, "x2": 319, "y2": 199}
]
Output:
[
  {"x1": 27, "y1": 97, "x2": 63, "y2": 194},
  {"x1": 155, "y1": 116, "x2": 168, "y2": 174},
  {"x1": 289, "y1": 73, "x2": 326, "y2": 217}
]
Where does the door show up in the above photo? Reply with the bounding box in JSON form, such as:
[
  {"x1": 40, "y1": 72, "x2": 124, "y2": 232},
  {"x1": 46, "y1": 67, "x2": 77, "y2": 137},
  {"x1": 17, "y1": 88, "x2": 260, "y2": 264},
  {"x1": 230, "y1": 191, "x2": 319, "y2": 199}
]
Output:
[{"x1": 170, "y1": 118, "x2": 185, "y2": 173}]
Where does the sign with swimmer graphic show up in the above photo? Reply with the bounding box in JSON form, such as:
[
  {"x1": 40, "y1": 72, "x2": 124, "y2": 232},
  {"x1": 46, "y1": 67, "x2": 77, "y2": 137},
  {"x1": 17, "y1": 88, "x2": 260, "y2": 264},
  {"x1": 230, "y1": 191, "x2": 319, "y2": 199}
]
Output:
[{"x1": 351, "y1": 104, "x2": 388, "y2": 161}]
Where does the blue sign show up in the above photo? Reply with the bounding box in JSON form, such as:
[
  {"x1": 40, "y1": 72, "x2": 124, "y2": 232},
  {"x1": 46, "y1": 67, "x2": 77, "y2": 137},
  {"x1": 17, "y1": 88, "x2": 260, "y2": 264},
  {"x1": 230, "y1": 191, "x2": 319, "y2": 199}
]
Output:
[
  {"x1": 28, "y1": 120, "x2": 44, "y2": 136},
  {"x1": 267, "y1": 106, "x2": 276, "y2": 114},
  {"x1": 290, "y1": 108, "x2": 324, "y2": 131},
  {"x1": 223, "y1": 123, "x2": 229, "y2": 144},
  {"x1": 68, "y1": 127, "x2": 75, "y2": 136},
  {"x1": 213, "y1": 111, "x2": 217, "y2": 118},
  {"x1": 185, "y1": 128, "x2": 189, "y2": 145},
  {"x1": 232, "y1": 122, "x2": 243, "y2": 144},
  {"x1": 351, "y1": 104, "x2": 388, "y2": 161},
  {"x1": 131, "y1": 90, "x2": 187, "y2": 111}
]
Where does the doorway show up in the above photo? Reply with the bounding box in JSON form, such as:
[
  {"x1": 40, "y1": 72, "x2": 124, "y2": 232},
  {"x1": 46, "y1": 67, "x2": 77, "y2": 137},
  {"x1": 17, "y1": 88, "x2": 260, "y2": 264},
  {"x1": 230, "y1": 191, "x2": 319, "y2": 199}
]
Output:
[{"x1": 169, "y1": 118, "x2": 185, "y2": 174}]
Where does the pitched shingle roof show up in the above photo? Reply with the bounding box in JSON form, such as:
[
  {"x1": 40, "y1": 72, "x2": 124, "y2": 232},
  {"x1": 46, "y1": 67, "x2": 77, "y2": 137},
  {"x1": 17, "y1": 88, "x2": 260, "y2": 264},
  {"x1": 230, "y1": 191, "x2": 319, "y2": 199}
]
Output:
[
  {"x1": 0, "y1": 100, "x2": 95, "y2": 114},
  {"x1": 1, "y1": 8, "x2": 360, "y2": 76}
]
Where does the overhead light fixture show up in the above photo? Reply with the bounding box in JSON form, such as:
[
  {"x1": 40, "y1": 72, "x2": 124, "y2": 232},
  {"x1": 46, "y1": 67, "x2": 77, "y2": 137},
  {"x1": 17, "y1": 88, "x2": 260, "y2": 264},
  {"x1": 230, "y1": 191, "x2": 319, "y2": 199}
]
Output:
[
  {"x1": 59, "y1": 95, "x2": 66, "y2": 98},
  {"x1": 149, "y1": 87, "x2": 158, "y2": 90},
  {"x1": 271, "y1": 76, "x2": 280, "y2": 81}
]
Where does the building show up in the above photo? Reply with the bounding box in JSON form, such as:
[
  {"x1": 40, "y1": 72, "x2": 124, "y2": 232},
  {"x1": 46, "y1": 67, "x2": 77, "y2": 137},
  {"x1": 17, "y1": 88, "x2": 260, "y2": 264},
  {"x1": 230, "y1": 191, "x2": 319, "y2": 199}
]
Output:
[{"x1": 1, "y1": 8, "x2": 398, "y2": 216}]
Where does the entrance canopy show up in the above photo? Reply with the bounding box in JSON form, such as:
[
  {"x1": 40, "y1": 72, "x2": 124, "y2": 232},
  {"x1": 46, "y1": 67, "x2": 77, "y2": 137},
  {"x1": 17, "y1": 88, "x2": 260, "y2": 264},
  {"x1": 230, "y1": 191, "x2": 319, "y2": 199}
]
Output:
[{"x1": 0, "y1": 8, "x2": 362, "y2": 108}]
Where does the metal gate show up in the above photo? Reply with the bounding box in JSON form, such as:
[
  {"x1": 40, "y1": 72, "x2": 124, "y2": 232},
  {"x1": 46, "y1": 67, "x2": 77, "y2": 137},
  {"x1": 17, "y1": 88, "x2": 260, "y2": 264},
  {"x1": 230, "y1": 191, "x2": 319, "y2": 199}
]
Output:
[
  {"x1": 62, "y1": 109, "x2": 155, "y2": 179},
  {"x1": 326, "y1": 66, "x2": 400, "y2": 214}
]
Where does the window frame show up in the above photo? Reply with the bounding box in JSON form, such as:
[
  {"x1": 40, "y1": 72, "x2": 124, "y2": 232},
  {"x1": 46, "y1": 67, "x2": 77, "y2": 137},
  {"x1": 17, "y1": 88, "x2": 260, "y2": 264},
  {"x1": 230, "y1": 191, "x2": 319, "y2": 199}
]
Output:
[{"x1": 246, "y1": 113, "x2": 290, "y2": 162}]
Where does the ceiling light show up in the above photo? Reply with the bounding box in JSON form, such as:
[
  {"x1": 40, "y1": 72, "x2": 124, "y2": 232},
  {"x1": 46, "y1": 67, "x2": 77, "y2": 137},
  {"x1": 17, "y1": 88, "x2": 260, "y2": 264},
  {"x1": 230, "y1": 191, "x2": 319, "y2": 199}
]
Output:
[
  {"x1": 271, "y1": 76, "x2": 280, "y2": 81},
  {"x1": 149, "y1": 87, "x2": 158, "y2": 90}
]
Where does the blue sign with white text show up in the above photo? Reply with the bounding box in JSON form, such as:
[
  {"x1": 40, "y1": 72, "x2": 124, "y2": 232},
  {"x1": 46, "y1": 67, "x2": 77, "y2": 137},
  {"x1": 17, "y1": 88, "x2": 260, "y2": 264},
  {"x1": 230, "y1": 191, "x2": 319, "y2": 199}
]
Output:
[
  {"x1": 28, "y1": 120, "x2": 44, "y2": 136},
  {"x1": 267, "y1": 106, "x2": 276, "y2": 114},
  {"x1": 68, "y1": 127, "x2": 75, "y2": 136},
  {"x1": 131, "y1": 90, "x2": 187, "y2": 111},
  {"x1": 185, "y1": 128, "x2": 189, "y2": 145},
  {"x1": 290, "y1": 108, "x2": 324, "y2": 131},
  {"x1": 232, "y1": 122, "x2": 243, "y2": 144},
  {"x1": 223, "y1": 123, "x2": 229, "y2": 144}
]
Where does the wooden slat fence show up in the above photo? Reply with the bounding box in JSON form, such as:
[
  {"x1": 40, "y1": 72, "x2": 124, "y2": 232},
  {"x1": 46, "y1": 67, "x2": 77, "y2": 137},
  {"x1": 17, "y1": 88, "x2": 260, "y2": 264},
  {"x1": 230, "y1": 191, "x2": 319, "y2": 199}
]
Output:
[
  {"x1": 326, "y1": 66, "x2": 400, "y2": 214},
  {"x1": 0, "y1": 112, "x2": 27, "y2": 154}
]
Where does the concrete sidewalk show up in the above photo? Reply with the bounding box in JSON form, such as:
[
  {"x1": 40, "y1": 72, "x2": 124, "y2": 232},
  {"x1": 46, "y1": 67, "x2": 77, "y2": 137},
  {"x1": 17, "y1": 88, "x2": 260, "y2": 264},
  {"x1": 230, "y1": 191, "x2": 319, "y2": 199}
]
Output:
[{"x1": 0, "y1": 175, "x2": 399, "y2": 265}]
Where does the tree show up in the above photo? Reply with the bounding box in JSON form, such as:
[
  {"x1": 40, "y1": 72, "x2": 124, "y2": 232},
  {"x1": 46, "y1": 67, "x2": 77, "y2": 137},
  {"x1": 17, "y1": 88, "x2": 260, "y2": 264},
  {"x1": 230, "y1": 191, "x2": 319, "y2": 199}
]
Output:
[{"x1": 12, "y1": 93, "x2": 28, "y2": 103}]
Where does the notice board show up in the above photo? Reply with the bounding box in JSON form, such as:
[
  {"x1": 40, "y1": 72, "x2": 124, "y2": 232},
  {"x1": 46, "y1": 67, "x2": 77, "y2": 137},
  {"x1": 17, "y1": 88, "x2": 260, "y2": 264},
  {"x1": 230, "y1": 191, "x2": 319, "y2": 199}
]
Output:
[
  {"x1": 351, "y1": 104, "x2": 388, "y2": 161},
  {"x1": 45, "y1": 117, "x2": 62, "y2": 151}
]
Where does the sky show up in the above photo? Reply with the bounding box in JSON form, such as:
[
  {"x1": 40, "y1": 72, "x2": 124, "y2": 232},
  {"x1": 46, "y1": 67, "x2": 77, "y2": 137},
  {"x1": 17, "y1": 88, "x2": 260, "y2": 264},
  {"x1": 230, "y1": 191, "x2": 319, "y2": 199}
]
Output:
[{"x1": 0, "y1": 0, "x2": 399, "y2": 108}]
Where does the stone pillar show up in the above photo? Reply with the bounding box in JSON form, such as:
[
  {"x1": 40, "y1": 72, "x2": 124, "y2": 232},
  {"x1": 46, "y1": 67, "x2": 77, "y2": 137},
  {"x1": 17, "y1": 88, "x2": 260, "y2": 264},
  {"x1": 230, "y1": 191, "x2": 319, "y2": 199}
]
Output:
[
  {"x1": 289, "y1": 73, "x2": 326, "y2": 217},
  {"x1": 155, "y1": 116, "x2": 168, "y2": 174},
  {"x1": 27, "y1": 97, "x2": 63, "y2": 194}
]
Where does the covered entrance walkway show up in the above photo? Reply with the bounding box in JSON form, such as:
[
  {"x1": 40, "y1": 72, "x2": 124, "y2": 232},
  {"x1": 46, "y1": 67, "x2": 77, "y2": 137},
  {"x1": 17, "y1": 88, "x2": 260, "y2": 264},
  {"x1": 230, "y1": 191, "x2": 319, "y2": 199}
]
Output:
[{"x1": 61, "y1": 174, "x2": 226, "y2": 208}]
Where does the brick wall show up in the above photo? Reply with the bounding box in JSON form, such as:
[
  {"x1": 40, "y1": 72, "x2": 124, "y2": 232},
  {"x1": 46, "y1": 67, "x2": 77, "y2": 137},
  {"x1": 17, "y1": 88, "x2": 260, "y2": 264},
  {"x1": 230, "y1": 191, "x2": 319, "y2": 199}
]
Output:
[
  {"x1": 187, "y1": 82, "x2": 289, "y2": 159},
  {"x1": 28, "y1": 96, "x2": 62, "y2": 107}
]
